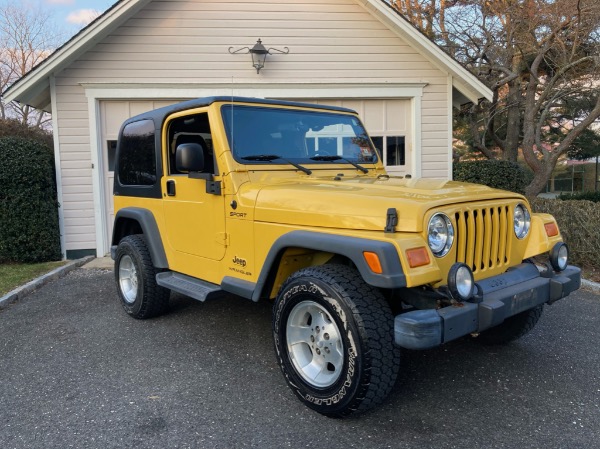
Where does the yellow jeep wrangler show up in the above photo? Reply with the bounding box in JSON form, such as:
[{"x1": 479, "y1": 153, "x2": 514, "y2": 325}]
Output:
[{"x1": 111, "y1": 97, "x2": 580, "y2": 417}]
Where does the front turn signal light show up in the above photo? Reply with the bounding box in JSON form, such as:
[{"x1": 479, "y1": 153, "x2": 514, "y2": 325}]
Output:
[
  {"x1": 406, "y1": 247, "x2": 430, "y2": 268},
  {"x1": 544, "y1": 222, "x2": 559, "y2": 237}
]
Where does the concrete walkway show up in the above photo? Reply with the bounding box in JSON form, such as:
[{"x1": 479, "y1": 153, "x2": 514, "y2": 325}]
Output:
[{"x1": 82, "y1": 256, "x2": 113, "y2": 270}]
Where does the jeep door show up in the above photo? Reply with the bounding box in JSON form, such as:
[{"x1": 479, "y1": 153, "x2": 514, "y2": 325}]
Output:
[{"x1": 161, "y1": 110, "x2": 226, "y2": 273}]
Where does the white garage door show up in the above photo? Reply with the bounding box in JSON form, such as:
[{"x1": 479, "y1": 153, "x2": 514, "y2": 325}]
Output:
[{"x1": 295, "y1": 99, "x2": 412, "y2": 176}]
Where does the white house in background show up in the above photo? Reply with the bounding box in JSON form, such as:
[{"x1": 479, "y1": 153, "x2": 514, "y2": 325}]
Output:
[{"x1": 3, "y1": 0, "x2": 492, "y2": 259}]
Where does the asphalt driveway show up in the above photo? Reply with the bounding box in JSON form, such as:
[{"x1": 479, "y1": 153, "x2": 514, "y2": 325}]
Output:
[{"x1": 1, "y1": 266, "x2": 599, "y2": 449}]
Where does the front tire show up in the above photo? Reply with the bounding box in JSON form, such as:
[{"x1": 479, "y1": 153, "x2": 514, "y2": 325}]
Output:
[
  {"x1": 273, "y1": 264, "x2": 400, "y2": 417},
  {"x1": 114, "y1": 234, "x2": 169, "y2": 319}
]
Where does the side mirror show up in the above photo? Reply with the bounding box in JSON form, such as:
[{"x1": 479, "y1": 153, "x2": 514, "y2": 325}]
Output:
[{"x1": 176, "y1": 143, "x2": 205, "y2": 172}]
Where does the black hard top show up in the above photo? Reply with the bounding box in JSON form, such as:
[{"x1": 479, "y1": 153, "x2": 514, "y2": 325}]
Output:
[{"x1": 122, "y1": 96, "x2": 357, "y2": 129}]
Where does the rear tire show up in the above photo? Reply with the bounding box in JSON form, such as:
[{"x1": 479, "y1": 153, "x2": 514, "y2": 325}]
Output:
[
  {"x1": 474, "y1": 305, "x2": 543, "y2": 345},
  {"x1": 273, "y1": 264, "x2": 400, "y2": 417},
  {"x1": 114, "y1": 234, "x2": 169, "y2": 319}
]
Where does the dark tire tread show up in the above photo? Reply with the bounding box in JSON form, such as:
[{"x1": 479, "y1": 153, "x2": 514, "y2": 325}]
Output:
[
  {"x1": 276, "y1": 264, "x2": 400, "y2": 417},
  {"x1": 115, "y1": 234, "x2": 169, "y2": 319}
]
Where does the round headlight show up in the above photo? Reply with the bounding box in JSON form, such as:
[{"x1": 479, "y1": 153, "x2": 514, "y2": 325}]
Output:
[
  {"x1": 448, "y1": 263, "x2": 475, "y2": 301},
  {"x1": 428, "y1": 213, "x2": 454, "y2": 257},
  {"x1": 514, "y1": 204, "x2": 531, "y2": 239},
  {"x1": 550, "y1": 242, "x2": 569, "y2": 272}
]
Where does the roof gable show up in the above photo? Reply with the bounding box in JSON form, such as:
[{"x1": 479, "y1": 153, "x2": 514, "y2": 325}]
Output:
[
  {"x1": 3, "y1": 0, "x2": 152, "y2": 108},
  {"x1": 3, "y1": 0, "x2": 492, "y2": 108}
]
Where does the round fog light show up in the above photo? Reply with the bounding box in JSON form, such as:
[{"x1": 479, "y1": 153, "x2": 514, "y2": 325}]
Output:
[
  {"x1": 550, "y1": 242, "x2": 569, "y2": 272},
  {"x1": 448, "y1": 263, "x2": 474, "y2": 301}
]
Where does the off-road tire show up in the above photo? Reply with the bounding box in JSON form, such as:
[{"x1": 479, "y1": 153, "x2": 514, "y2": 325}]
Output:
[
  {"x1": 273, "y1": 264, "x2": 400, "y2": 418},
  {"x1": 474, "y1": 305, "x2": 544, "y2": 345},
  {"x1": 114, "y1": 234, "x2": 170, "y2": 319}
]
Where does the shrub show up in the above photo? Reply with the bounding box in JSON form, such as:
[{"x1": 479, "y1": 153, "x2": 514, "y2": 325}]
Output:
[
  {"x1": 0, "y1": 137, "x2": 61, "y2": 263},
  {"x1": 558, "y1": 190, "x2": 600, "y2": 202},
  {"x1": 453, "y1": 160, "x2": 533, "y2": 194},
  {"x1": 529, "y1": 198, "x2": 600, "y2": 271},
  {"x1": 0, "y1": 118, "x2": 53, "y2": 150}
]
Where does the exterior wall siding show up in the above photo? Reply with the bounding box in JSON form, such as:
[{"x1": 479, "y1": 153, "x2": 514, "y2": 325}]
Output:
[
  {"x1": 53, "y1": 83, "x2": 95, "y2": 251},
  {"x1": 53, "y1": 0, "x2": 450, "y2": 253}
]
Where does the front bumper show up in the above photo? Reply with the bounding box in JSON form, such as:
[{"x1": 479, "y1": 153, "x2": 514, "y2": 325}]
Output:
[{"x1": 395, "y1": 263, "x2": 581, "y2": 350}]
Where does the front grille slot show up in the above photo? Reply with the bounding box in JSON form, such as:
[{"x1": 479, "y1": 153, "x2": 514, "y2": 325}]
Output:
[{"x1": 455, "y1": 206, "x2": 511, "y2": 274}]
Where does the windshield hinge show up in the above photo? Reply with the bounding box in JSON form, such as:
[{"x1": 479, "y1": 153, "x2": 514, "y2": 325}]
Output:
[
  {"x1": 384, "y1": 208, "x2": 398, "y2": 233},
  {"x1": 206, "y1": 180, "x2": 222, "y2": 195}
]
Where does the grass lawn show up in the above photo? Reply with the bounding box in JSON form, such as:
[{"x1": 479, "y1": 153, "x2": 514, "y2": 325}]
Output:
[{"x1": 0, "y1": 261, "x2": 68, "y2": 296}]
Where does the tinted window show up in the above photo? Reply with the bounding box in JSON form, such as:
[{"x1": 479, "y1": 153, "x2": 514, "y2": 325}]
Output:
[
  {"x1": 166, "y1": 113, "x2": 214, "y2": 175},
  {"x1": 386, "y1": 136, "x2": 405, "y2": 166},
  {"x1": 118, "y1": 119, "x2": 156, "y2": 186},
  {"x1": 371, "y1": 136, "x2": 405, "y2": 166},
  {"x1": 107, "y1": 140, "x2": 117, "y2": 172}
]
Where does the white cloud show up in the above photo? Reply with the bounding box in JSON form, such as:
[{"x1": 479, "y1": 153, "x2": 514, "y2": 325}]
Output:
[
  {"x1": 46, "y1": 0, "x2": 76, "y2": 5},
  {"x1": 66, "y1": 9, "x2": 101, "y2": 25}
]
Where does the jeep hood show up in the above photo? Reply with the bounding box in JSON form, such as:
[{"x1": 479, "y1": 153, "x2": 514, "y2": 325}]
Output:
[{"x1": 252, "y1": 176, "x2": 524, "y2": 232}]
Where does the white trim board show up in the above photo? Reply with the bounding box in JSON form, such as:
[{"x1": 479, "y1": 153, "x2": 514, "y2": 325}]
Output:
[
  {"x1": 81, "y1": 82, "x2": 428, "y2": 101},
  {"x1": 49, "y1": 76, "x2": 66, "y2": 259},
  {"x1": 88, "y1": 97, "x2": 108, "y2": 256}
]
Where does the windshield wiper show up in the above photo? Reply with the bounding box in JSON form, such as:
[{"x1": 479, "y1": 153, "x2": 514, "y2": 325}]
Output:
[
  {"x1": 310, "y1": 155, "x2": 369, "y2": 174},
  {"x1": 241, "y1": 154, "x2": 312, "y2": 175}
]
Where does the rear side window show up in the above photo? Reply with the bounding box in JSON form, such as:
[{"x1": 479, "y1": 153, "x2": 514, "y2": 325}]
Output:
[{"x1": 118, "y1": 119, "x2": 156, "y2": 186}]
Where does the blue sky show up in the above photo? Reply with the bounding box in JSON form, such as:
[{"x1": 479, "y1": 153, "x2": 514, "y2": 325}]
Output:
[{"x1": 42, "y1": 0, "x2": 116, "y2": 35}]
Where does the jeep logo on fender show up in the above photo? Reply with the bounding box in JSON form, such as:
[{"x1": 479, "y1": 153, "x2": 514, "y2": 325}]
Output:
[{"x1": 232, "y1": 256, "x2": 247, "y2": 267}]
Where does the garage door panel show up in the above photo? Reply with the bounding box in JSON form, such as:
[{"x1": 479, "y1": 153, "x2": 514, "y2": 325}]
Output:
[
  {"x1": 385, "y1": 100, "x2": 409, "y2": 132},
  {"x1": 363, "y1": 101, "x2": 384, "y2": 132},
  {"x1": 102, "y1": 102, "x2": 130, "y2": 137}
]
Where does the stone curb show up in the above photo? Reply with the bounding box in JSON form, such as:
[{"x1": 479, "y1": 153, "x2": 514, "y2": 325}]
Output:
[
  {"x1": 0, "y1": 256, "x2": 95, "y2": 310},
  {"x1": 581, "y1": 278, "x2": 600, "y2": 295}
]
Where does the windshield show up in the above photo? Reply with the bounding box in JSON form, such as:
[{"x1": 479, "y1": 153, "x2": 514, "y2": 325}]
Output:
[{"x1": 221, "y1": 104, "x2": 379, "y2": 166}]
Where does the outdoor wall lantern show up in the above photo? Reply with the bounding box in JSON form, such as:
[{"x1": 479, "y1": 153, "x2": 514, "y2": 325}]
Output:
[{"x1": 228, "y1": 39, "x2": 289, "y2": 74}]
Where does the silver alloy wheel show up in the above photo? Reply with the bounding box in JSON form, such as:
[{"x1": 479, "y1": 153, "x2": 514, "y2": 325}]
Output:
[
  {"x1": 286, "y1": 300, "x2": 344, "y2": 388},
  {"x1": 118, "y1": 255, "x2": 138, "y2": 304}
]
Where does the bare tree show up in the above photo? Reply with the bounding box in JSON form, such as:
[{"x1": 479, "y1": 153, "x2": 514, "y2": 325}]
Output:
[
  {"x1": 392, "y1": 0, "x2": 600, "y2": 196},
  {"x1": 0, "y1": 1, "x2": 62, "y2": 128}
]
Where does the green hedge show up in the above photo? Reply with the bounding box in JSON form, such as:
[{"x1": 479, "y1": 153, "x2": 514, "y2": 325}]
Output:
[
  {"x1": 530, "y1": 198, "x2": 600, "y2": 270},
  {"x1": 0, "y1": 137, "x2": 61, "y2": 263},
  {"x1": 453, "y1": 160, "x2": 533, "y2": 194},
  {"x1": 558, "y1": 190, "x2": 600, "y2": 202},
  {"x1": 0, "y1": 118, "x2": 53, "y2": 149}
]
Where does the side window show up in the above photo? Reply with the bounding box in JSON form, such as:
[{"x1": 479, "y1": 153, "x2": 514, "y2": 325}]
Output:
[
  {"x1": 167, "y1": 113, "x2": 214, "y2": 175},
  {"x1": 107, "y1": 140, "x2": 117, "y2": 172},
  {"x1": 118, "y1": 119, "x2": 156, "y2": 186},
  {"x1": 371, "y1": 136, "x2": 405, "y2": 167}
]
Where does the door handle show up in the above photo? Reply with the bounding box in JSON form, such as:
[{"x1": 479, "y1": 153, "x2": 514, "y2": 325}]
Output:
[{"x1": 166, "y1": 180, "x2": 176, "y2": 196}]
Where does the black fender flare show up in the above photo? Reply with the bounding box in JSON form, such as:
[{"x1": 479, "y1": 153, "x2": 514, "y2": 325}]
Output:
[
  {"x1": 221, "y1": 230, "x2": 406, "y2": 301},
  {"x1": 111, "y1": 207, "x2": 169, "y2": 268}
]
